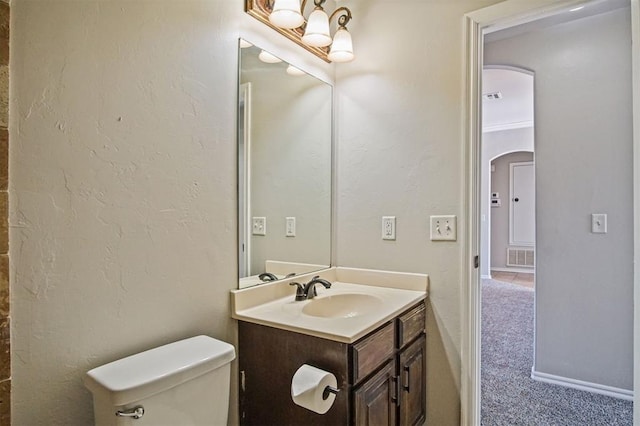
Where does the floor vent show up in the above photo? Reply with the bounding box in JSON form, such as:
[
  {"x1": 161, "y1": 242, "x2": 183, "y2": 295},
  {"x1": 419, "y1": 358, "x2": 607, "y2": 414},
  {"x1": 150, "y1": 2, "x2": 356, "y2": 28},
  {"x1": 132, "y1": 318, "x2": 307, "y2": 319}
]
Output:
[{"x1": 507, "y1": 248, "x2": 535, "y2": 267}]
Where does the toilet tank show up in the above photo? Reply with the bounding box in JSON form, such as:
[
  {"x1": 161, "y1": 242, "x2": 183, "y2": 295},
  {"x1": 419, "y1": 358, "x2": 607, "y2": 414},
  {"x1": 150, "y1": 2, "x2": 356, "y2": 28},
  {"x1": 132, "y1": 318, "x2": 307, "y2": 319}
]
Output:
[{"x1": 84, "y1": 335, "x2": 236, "y2": 426}]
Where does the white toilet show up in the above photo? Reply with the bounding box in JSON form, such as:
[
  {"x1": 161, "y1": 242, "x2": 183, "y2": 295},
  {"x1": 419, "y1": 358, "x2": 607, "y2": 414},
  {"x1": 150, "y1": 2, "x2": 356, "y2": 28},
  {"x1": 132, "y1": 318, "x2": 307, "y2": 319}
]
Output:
[{"x1": 84, "y1": 335, "x2": 236, "y2": 426}]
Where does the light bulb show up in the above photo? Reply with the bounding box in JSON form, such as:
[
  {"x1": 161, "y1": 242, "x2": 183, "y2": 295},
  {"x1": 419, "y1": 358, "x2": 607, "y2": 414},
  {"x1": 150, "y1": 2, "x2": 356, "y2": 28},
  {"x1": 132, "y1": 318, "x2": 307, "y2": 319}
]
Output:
[
  {"x1": 258, "y1": 50, "x2": 282, "y2": 64},
  {"x1": 328, "y1": 27, "x2": 354, "y2": 63},
  {"x1": 269, "y1": 0, "x2": 304, "y2": 29},
  {"x1": 302, "y1": 8, "x2": 332, "y2": 47},
  {"x1": 239, "y1": 39, "x2": 253, "y2": 49},
  {"x1": 286, "y1": 65, "x2": 306, "y2": 76}
]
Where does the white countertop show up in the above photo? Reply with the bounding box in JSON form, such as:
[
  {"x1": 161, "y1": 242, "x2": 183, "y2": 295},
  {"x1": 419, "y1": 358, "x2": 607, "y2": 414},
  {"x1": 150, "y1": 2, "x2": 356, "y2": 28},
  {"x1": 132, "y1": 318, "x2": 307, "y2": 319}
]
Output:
[{"x1": 231, "y1": 267, "x2": 428, "y2": 343}]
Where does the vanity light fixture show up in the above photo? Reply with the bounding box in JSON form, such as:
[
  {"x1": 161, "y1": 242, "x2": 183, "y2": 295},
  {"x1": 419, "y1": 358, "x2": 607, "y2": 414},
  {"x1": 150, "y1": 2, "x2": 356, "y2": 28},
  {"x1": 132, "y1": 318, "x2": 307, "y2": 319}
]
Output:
[
  {"x1": 269, "y1": 0, "x2": 305, "y2": 28},
  {"x1": 301, "y1": 2, "x2": 332, "y2": 47},
  {"x1": 327, "y1": 21, "x2": 354, "y2": 63},
  {"x1": 258, "y1": 50, "x2": 283, "y2": 63},
  {"x1": 246, "y1": 0, "x2": 354, "y2": 63}
]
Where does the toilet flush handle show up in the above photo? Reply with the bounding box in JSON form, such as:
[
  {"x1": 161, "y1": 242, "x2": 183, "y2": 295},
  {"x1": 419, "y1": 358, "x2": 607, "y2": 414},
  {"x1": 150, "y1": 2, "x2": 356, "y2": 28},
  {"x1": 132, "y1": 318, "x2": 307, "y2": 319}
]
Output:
[{"x1": 115, "y1": 406, "x2": 145, "y2": 420}]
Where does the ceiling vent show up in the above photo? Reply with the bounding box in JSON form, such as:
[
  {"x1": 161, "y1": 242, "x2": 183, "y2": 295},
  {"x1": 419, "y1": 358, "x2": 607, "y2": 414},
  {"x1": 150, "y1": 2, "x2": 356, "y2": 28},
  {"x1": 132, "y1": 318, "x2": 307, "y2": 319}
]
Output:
[{"x1": 483, "y1": 92, "x2": 503, "y2": 100}]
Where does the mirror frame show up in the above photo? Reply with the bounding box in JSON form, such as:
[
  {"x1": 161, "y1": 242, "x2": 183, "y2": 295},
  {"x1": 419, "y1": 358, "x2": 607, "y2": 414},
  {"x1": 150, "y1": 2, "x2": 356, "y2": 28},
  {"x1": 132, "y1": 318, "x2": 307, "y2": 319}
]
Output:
[{"x1": 245, "y1": 0, "x2": 331, "y2": 63}]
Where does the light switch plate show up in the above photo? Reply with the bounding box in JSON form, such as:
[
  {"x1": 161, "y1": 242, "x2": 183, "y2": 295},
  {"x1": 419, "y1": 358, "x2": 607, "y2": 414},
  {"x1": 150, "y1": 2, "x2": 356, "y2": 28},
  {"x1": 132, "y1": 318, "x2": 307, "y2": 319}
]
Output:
[
  {"x1": 252, "y1": 217, "x2": 266, "y2": 236},
  {"x1": 430, "y1": 215, "x2": 457, "y2": 241},
  {"x1": 382, "y1": 216, "x2": 396, "y2": 240},
  {"x1": 591, "y1": 213, "x2": 607, "y2": 234},
  {"x1": 285, "y1": 217, "x2": 296, "y2": 237}
]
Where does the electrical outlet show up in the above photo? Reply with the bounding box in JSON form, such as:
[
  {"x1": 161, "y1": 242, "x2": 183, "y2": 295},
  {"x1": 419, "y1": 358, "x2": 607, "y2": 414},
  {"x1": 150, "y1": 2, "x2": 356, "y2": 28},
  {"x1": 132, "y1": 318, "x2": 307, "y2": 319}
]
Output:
[
  {"x1": 430, "y1": 215, "x2": 457, "y2": 241},
  {"x1": 382, "y1": 216, "x2": 396, "y2": 240},
  {"x1": 285, "y1": 217, "x2": 296, "y2": 237},
  {"x1": 252, "y1": 217, "x2": 266, "y2": 236}
]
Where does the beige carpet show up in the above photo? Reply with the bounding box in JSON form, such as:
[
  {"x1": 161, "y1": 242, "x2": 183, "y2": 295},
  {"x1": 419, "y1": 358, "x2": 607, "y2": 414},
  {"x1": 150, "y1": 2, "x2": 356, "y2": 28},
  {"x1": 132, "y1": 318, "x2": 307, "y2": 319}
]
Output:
[{"x1": 481, "y1": 278, "x2": 632, "y2": 425}]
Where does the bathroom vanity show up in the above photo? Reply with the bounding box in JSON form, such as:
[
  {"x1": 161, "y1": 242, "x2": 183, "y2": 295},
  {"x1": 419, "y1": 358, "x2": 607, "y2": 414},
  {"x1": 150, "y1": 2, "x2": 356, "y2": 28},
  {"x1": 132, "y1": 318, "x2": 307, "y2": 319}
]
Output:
[
  {"x1": 231, "y1": 267, "x2": 428, "y2": 426},
  {"x1": 233, "y1": 40, "x2": 428, "y2": 426}
]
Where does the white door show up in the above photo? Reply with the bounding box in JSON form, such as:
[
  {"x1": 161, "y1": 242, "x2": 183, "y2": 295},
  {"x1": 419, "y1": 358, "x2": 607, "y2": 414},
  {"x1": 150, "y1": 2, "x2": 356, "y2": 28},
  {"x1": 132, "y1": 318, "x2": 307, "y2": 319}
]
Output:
[{"x1": 509, "y1": 161, "x2": 535, "y2": 246}]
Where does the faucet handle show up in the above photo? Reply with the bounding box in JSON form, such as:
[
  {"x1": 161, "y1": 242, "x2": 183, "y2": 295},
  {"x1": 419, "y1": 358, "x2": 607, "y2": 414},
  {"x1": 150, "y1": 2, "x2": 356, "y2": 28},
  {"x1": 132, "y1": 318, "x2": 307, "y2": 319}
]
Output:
[
  {"x1": 289, "y1": 282, "x2": 306, "y2": 301},
  {"x1": 258, "y1": 272, "x2": 278, "y2": 282}
]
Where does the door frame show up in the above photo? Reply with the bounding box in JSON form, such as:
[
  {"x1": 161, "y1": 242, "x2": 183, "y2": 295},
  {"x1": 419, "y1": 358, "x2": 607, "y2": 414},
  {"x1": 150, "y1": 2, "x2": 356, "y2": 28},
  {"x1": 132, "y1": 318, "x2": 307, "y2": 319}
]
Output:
[
  {"x1": 462, "y1": 1, "x2": 640, "y2": 425},
  {"x1": 509, "y1": 161, "x2": 535, "y2": 247},
  {"x1": 238, "y1": 82, "x2": 252, "y2": 278}
]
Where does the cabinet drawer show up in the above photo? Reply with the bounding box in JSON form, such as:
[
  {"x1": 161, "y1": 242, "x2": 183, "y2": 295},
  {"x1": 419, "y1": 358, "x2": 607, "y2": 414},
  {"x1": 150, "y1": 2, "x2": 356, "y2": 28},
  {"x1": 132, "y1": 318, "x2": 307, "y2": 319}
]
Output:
[
  {"x1": 352, "y1": 322, "x2": 394, "y2": 384},
  {"x1": 397, "y1": 303, "x2": 425, "y2": 349}
]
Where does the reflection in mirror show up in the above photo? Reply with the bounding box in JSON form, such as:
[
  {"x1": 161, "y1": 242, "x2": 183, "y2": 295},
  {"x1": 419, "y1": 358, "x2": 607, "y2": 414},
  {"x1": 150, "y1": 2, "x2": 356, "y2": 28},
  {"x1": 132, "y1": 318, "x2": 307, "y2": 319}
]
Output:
[{"x1": 238, "y1": 39, "x2": 332, "y2": 289}]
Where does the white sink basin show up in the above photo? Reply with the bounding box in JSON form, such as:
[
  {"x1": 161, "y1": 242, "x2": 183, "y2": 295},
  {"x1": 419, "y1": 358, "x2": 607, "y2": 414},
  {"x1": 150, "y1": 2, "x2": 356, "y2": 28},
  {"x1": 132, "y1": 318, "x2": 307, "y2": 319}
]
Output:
[
  {"x1": 232, "y1": 275, "x2": 427, "y2": 343},
  {"x1": 302, "y1": 293, "x2": 384, "y2": 318}
]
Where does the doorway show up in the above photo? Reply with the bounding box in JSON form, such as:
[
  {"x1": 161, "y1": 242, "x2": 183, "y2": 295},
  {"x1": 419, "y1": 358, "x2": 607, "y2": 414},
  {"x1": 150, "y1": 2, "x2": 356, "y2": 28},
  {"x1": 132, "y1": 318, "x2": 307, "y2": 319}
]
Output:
[
  {"x1": 480, "y1": 64, "x2": 539, "y2": 422},
  {"x1": 479, "y1": 65, "x2": 535, "y2": 282},
  {"x1": 463, "y1": 0, "x2": 640, "y2": 424}
]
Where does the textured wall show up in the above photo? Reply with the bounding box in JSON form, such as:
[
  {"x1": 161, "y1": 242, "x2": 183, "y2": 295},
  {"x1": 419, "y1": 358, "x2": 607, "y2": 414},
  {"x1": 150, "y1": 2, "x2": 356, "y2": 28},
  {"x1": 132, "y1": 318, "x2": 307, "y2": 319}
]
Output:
[
  {"x1": 11, "y1": 2, "x2": 237, "y2": 424},
  {"x1": 0, "y1": 1, "x2": 7, "y2": 424},
  {"x1": 10, "y1": 1, "x2": 333, "y2": 425},
  {"x1": 486, "y1": 7, "x2": 633, "y2": 390},
  {"x1": 334, "y1": 0, "x2": 502, "y2": 424}
]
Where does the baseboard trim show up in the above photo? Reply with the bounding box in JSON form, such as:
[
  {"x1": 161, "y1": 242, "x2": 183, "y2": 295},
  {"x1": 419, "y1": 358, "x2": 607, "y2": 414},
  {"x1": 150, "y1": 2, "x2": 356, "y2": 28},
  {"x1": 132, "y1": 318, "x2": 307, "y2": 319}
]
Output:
[
  {"x1": 481, "y1": 274, "x2": 492, "y2": 279},
  {"x1": 531, "y1": 369, "x2": 633, "y2": 401},
  {"x1": 491, "y1": 266, "x2": 534, "y2": 274}
]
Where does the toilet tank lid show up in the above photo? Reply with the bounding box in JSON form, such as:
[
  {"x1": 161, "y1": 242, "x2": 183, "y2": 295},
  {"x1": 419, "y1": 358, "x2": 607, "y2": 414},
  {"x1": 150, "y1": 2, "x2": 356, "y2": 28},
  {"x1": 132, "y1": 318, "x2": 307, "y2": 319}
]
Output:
[{"x1": 84, "y1": 335, "x2": 235, "y2": 406}]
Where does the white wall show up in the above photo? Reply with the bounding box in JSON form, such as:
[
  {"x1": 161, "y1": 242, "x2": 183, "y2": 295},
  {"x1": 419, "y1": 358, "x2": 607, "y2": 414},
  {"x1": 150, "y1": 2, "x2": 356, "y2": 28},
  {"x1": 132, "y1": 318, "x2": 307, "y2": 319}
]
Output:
[
  {"x1": 334, "y1": 0, "x2": 502, "y2": 424},
  {"x1": 490, "y1": 151, "x2": 534, "y2": 269},
  {"x1": 480, "y1": 127, "x2": 534, "y2": 277},
  {"x1": 10, "y1": 1, "x2": 333, "y2": 425},
  {"x1": 486, "y1": 7, "x2": 633, "y2": 390},
  {"x1": 241, "y1": 62, "x2": 332, "y2": 275}
]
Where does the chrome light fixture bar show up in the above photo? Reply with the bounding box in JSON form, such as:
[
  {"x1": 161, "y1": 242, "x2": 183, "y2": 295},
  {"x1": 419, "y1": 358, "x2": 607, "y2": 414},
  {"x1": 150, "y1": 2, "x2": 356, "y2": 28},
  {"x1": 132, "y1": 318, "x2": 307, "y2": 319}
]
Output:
[{"x1": 245, "y1": 0, "x2": 354, "y2": 63}]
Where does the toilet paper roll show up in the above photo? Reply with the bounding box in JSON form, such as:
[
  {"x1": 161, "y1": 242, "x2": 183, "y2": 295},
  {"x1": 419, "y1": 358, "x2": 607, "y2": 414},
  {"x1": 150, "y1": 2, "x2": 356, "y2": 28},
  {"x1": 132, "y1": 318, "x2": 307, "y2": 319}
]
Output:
[{"x1": 291, "y1": 364, "x2": 337, "y2": 414}]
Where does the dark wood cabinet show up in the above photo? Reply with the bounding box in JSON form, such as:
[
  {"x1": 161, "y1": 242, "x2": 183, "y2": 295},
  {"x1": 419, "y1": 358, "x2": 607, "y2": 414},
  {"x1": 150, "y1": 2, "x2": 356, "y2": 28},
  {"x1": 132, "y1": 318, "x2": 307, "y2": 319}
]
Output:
[
  {"x1": 353, "y1": 360, "x2": 397, "y2": 426},
  {"x1": 238, "y1": 301, "x2": 426, "y2": 426},
  {"x1": 399, "y1": 335, "x2": 426, "y2": 426}
]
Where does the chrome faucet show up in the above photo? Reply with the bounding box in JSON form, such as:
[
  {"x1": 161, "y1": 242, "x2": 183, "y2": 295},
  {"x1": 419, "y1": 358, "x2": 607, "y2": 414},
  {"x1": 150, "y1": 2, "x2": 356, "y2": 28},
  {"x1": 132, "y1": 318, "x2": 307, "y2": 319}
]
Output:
[{"x1": 289, "y1": 276, "x2": 332, "y2": 301}]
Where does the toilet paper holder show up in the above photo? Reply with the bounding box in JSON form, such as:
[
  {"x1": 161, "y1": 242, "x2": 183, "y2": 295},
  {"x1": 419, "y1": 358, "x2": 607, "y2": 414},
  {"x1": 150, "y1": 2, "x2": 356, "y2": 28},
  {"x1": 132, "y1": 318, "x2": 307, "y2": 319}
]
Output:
[{"x1": 322, "y1": 386, "x2": 340, "y2": 400}]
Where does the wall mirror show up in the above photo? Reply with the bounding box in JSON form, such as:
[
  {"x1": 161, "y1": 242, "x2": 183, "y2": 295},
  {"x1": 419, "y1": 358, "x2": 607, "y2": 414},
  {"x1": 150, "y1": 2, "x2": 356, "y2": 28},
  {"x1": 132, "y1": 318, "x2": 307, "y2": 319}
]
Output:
[{"x1": 238, "y1": 39, "x2": 332, "y2": 289}]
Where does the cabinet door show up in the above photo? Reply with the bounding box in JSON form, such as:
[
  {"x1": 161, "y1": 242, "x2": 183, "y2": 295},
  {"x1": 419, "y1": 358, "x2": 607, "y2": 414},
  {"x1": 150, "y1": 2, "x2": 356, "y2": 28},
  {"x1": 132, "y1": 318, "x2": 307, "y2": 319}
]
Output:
[
  {"x1": 398, "y1": 335, "x2": 426, "y2": 426},
  {"x1": 353, "y1": 360, "x2": 397, "y2": 426}
]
